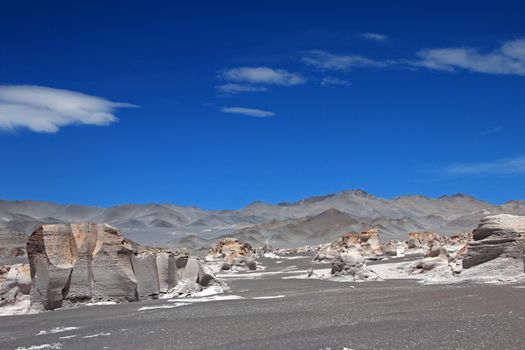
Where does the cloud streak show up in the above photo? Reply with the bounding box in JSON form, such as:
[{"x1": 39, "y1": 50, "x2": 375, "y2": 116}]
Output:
[
  {"x1": 444, "y1": 155, "x2": 525, "y2": 176},
  {"x1": 215, "y1": 83, "x2": 269, "y2": 94},
  {"x1": 301, "y1": 50, "x2": 389, "y2": 71},
  {"x1": 221, "y1": 107, "x2": 275, "y2": 118},
  {"x1": 320, "y1": 77, "x2": 351, "y2": 87},
  {"x1": 410, "y1": 38, "x2": 525, "y2": 76},
  {"x1": 0, "y1": 85, "x2": 135, "y2": 133},
  {"x1": 359, "y1": 32, "x2": 388, "y2": 42},
  {"x1": 220, "y1": 67, "x2": 305, "y2": 86}
]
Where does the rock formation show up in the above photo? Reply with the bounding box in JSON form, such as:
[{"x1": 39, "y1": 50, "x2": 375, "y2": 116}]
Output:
[
  {"x1": 206, "y1": 238, "x2": 257, "y2": 271},
  {"x1": 26, "y1": 223, "x2": 218, "y2": 311},
  {"x1": 330, "y1": 251, "x2": 382, "y2": 282},
  {"x1": 315, "y1": 229, "x2": 384, "y2": 262},
  {"x1": 0, "y1": 228, "x2": 28, "y2": 259},
  {"x1": 405, "y1": 215, "x2": 525, "y2": 282},
  {"x1": 383, "y1": 240, "x2": 407, "y2": 257},
  {"x1": 406, "y1": 231, "x2": 440, "y2": 253},
  {"x1": 461, "y1": 214, "x2": 525, "y2": 280},
  {"x1": 0, "y1": 264, "x2": 31, "y2": 308},
  {"x1": 408, "y1": 247, "x2": 450, "y2": 274}
]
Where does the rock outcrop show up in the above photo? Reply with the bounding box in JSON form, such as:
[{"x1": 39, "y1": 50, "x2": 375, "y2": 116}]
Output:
[
  {"x1": 383, "y1": 240, "x2": 407, "y2": 257},
  {"x1": 315, "y1": 229, "x2": 384, "y2": 261},
  {"x1": 206, "y1": 238, "x2": 257, "y2": 271},
  {"x1": 461, "y1": 214, "x2": 525, "y2": 279},
  {"x1": 330, "y1": 251, "x2": 382, "y2": 282},
  {"x1": 26, "y1": 223, "x2": 218, "y2": 310},
  {"x1": 406, "y1": 231, "x2": 440, "y2": 253},
  {"x1": 405, "y1": 215, "x2": 525, "y2": 282},
  {"x1": 408, "y1": 247, "x2": 450, "y2": 274}
]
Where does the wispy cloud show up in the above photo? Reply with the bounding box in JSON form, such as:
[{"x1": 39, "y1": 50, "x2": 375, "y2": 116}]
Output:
[
  {"x1": 359, "y1": 32, "x2": 388, "y2": 42},
  {"x1": 320, "y1": 77, "x2": 351, "y2": 87},
  {"x1": 220, "y1": 67, "x2": 305, "y2": 86},
  {"x1": 480, "y1": 126, "x2": 504, "y2": 136},
  {"x1": 410, "y1": 38, "x2": 525, "y2": 76},
  {"x1": 0, "y1": 85, "x2": 136, "y2": 133},
  {"x1": 444, "y1": 155, "x2": 525, "y2": 176},
  {"x1": 221, "y1": 107, "x2": 275, "y2": 118},
  {"x1": 215, "y1": 83, "x2": 269, "y2": 94},
  {"x1": 301, "y1": 50, "x2": 389, "y2": 71}
]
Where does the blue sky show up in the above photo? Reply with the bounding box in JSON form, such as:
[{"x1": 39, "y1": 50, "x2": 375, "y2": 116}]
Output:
[{"x1": 0, "y1": 1, "x2": 524, "y2": 209}]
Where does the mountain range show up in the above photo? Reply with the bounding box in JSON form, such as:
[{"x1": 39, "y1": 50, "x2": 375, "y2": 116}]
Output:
[{"x1": 1, "y1": 190, "x2": 524, "y2": 252}]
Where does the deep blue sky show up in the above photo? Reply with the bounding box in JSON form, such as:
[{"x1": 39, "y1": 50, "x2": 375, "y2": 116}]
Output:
[{"x1": 0, "y1": 1, "x2": 524, "y2": 209}]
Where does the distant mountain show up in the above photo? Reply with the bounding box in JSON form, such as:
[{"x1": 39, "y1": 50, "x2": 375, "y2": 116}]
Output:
[{"x1": 0, "y1": 190, "x2": 523, "y2": 250}]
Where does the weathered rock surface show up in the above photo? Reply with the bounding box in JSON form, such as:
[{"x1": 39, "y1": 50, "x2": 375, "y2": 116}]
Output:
[
  {"x1": 402, "y1": 215, "x2": 524, "y2": 283},
  {"x1": 408, "y1": 248, "x2": 450, "y2": 274},
  {"x1": 206, "y1": 238, "x2": 257, "y2": 271},
  {"x1": 25, "y1": 223, "x2": 218, "y2": 311},
  {"x1": 315, "y1": 229, "x2": 384, "y2": 262},
  {"x1": 406, "y1": 231, "x2": 440, "y2": 252},
  {"x1": 383, "y1": 240, "x2": 407, "y2": 257},
  {"x1": 330, "y1": 251, "x2": 382, "y2": 282},
  {"x1": 0, "y1": 264, "x2": 31, "y2": 307},
  {"x1": 461, "y1": 214, "x2": 525, "y2": 280},
  {"x1": 0, "y1": 228, "x2": 28, "y2": 259}
]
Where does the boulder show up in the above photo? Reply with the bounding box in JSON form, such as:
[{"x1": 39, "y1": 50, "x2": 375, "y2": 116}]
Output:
[{"x1": 330, "y1": 251, "x2": 382, "y2": 282}]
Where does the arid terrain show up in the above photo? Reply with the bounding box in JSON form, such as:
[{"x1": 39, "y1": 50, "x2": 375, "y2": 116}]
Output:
[{"x1": 1, "y1": 194, "x2": 525, "y2": 349}]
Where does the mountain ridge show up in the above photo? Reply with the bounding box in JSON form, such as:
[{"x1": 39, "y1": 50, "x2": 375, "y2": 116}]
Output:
[{"x1": 0, "y1": 190, "x2": 523, "y2": 249}]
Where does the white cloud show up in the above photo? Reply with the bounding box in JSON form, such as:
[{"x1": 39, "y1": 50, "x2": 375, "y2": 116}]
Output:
[
  {"x1": 221, "y1": 107, "x2": 275, "y2": 118},
  {"x1": 320, "y1": 77, "x2": 351, "y2": 87},
  {"x1": 301, "y1": 50, "x2": 389, "y2": 71},
  {"x1": 411, "y1": 38, "x2": 525, "y2": 76},
  {"x1": 0, "y1": 85, "x2": 136, "y2": 133},
  {"x1": 220, "y1": 67, "x2": 305, "y2": 86},
  {"x1": 359, "y1": 32, "x2": 388, "y2": 42},
  {"x1": 444, "y1": 155, "x2": 525, "y2": 176},
  {"x1": 215, "y1": 83, "x2": 269, "y2": 94}
]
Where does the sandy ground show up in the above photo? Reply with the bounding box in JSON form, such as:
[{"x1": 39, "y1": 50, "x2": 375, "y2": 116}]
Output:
[{"x1": 1, "y1": 255, "x2": 525, "y2": 350}]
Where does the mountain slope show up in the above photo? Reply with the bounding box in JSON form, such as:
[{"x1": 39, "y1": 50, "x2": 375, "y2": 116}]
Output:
[{"x1": 0, "y1": 191, "x2": 523, "y2": 248}]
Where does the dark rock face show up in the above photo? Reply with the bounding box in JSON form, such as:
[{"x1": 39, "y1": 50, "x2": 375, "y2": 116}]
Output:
[
  {"x1": 462, "y1": 214, "x2": 525, "y2": 275},
  {"x1": 26, "y1": 223, "x2": 216, "y2": 310}
]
